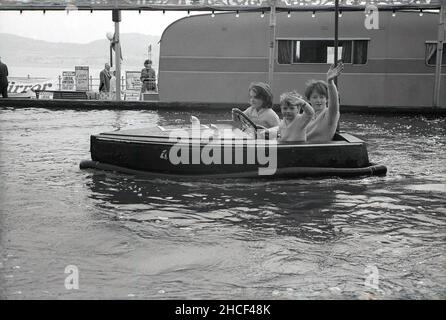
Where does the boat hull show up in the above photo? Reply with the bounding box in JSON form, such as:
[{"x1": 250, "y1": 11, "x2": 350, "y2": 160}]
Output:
[
  {"x1": 82, "y1": 127, "x2": 386, "y2": 178},
  {"x1": 80, "y1": 159, "x2": 387, "y2": 179}
]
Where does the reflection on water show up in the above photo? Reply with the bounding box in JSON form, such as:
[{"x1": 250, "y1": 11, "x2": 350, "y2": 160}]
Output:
[
  {"x1": 0, "y1": 108, "x2": 445, "y2": 299},
  {"x1": 87, "y1": 173, "x2": 340, "y2": 242}
]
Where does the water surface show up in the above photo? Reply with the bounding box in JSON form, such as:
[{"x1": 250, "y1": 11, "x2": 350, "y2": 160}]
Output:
[{"x1": 0, "y1": 108, "x2": 445, "y2": 299}]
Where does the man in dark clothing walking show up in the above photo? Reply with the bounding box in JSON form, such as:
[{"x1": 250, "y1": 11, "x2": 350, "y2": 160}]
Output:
[
  {"x1": 99, "y1": 63, "x2": 111, "y2": 93},
  {"x1": 0, "y1": 57, "x2": 9, "y2": 98}
]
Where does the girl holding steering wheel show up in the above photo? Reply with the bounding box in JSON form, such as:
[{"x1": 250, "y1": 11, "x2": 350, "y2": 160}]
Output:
[{"x1": 242, "y1": 82, "x2": 280, "y2": 129}]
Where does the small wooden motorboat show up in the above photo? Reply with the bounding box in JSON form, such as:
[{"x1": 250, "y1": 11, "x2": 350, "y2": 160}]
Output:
[{"x1": 80, "y1": 110, "x2": 387, "y2": 179}]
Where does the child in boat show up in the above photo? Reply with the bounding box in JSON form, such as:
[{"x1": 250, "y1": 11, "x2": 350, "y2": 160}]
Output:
[
  {"x1": 273, "y1": 91, "x2": 315, "y2": 142},
  {"x1": 243, "y1": 82, "x2": 280, "y2": 129},
  {"x1": 305, "y1": 62, "x2": 344, "y2": 142}
]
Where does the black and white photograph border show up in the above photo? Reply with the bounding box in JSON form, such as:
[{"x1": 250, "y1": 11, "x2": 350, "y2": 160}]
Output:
[{"x1": 0, "y1": 0, "x2": 445, "y2": 307}]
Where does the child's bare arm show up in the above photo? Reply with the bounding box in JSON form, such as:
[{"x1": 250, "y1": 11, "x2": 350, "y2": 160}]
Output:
[
  {"x1": 300, "y1": 101, "x2": 315, "y2": 118},
  {"x1": 295, "y1": 98, "x2": 315, "y2": 128},
  {"x1": 326, "y1": 62, "x2": 344, "y2": 122}
]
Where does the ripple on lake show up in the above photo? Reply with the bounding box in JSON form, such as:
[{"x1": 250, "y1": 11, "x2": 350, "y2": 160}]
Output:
[{"x1": 0, "y1": 109, "x2": 445, "y2": 299}]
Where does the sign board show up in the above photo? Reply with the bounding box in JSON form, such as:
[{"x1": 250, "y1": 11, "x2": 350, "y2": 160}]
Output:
[
  {"x1": 75, "y1": 66, "x2": 89, "y2": 91},
  {"x1": 38, "y1": 91, "x2": 54, "y2": 100},
  {"x1": 61, "y1": 71, "x2": 76, "y2": 91},
  {"x1": 7, "y1": 77, "x2": 58, "y2": 98},
  {"x1": 125, "y1": 91, "x2": 141, "y2": 101},
  {"x1": 126, "y1": 71, "x2": 142, "y2": 91}
]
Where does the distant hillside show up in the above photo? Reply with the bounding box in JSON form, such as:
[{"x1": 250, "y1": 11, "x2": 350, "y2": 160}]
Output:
[{"x1": 0, "y1": 33, "x2": 161, "y2": 70}]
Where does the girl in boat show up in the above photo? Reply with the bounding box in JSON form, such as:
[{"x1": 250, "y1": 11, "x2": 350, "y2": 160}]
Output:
[
  {"x1": 243, "y1": 82, "x2": 280, "y2": 129},
  {"x1": 305, "y1": 62, "x2": 344, "y2": 143}
]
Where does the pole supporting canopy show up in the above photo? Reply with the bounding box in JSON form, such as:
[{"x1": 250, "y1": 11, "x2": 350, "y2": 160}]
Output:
[{"x1": 112, "y1": 9, "x2": 121, "y2": 22}]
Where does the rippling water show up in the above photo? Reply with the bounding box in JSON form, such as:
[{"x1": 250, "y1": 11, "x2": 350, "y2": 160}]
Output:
[{"x1": 0, "y1": 108, "x2": 445, "y2": 299}]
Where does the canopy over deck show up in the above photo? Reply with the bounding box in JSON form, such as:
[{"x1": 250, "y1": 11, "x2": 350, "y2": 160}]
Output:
[{"x1": 0, "y1": 0, "x2": 442, "y2": 12}]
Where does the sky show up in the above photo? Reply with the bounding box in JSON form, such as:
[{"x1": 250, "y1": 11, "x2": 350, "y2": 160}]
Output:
[{"x1": 0, "y1": 10, "x2": 200, "y2": 43}]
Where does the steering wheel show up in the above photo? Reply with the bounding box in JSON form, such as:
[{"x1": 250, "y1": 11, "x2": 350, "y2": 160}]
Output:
[{"x1": 231, "y1": 108, "x2": 260, "y2": 138}]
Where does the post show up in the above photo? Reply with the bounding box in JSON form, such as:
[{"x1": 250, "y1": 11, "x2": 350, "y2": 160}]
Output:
[
  {"x1": 334, "y1": 0, "x2": 339, "y2": 85},
  {"x1": 113, "y1": 9, "x2": 121, "y2": 101},
  {"x1": 334, "y1": 0, "x2": 340, "y2": 133},
  {"x1": 268, "y1": 1, "x2": 277, "y2": 87},
  {"x1": 434, "y1": 4, "x2": 445, "y2": 108},
  {"x1": 110, "y1": 45, "x2": 113, "y2": 68}
]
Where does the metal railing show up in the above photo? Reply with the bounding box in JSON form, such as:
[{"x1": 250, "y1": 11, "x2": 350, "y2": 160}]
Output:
[{"x1": 57, "y1": 75, "x2": 127, "y2": 92}]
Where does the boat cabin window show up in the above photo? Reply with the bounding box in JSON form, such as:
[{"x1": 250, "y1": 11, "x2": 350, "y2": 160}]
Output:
[
  {"x1": 425, "y1": 42, "x2": 446, "y2": 66},
  {"x1": 278, "y1": 39, "x2": 368, "y2": 65}
]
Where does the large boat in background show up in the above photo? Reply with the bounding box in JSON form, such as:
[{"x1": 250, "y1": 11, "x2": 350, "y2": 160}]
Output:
[{"x1": 158, "y1": 10, "x2": 445, "y2": 108}]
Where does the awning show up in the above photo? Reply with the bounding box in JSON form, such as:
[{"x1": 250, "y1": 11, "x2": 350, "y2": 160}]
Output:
[{"x1": 0, "y1": 0, "x2": 442, "y2": 12}]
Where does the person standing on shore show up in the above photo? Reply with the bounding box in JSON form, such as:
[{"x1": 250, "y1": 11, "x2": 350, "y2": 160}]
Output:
[
  {"x1": 0, "y1": 57, "x2": 9, "y2": 98},
  {"x1": 109, "y1": 69, "x2": 116, "y2": 100},
  {"x1": 140, "y1": 59, "x2": 157, "y2": 93},
  {"x1": 99, "y1": 63, "x2": 111, "y2": 93}
]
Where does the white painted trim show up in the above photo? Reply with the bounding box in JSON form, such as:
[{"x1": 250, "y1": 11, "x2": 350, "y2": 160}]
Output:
[
  {"x1": 161, "y1": 71, "x2": 268, "y2": 74},
  {"x1": 274, "y1": 72, "x2": 443, "y2": 76},
  {"x1": 162, "y1": 56, "x2": 268, "y2": 59},
  {"x1": 160, "y1": 71, "x2": 445, "y2": 76},
  {"x1": 367, "y1": 58, "x2": 426, "y2": 60},
  {"x1": 276, "y1": 37, "x2": 371, "y2": 41},
  {"x1": 162, "y1": 57, "x2": 427, "y2": 61},
  {"x1": 276, "y1": 72, "x2": 440, "y2": 76}
]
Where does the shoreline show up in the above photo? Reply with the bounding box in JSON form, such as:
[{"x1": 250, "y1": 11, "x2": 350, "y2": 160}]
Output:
[{"x1": 1, "y1": 98, "x2": 446, "y2": 115}]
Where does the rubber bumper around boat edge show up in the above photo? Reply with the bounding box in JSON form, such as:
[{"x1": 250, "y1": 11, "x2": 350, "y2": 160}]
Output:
[{"x1": 80, "y1": 160, "x2": 387, "y2": 179}]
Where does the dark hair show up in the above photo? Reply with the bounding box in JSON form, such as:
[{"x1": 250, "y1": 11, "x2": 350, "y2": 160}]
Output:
[
  {"x1": 144, "y1": 59, "x2": 152, "y2": 65},
  {"x1": 249, "y1": 82, "x2": 273, "y2": 109},
  {"x1": 304, "y1": 80, "x2": 328, "y2": 100}
]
